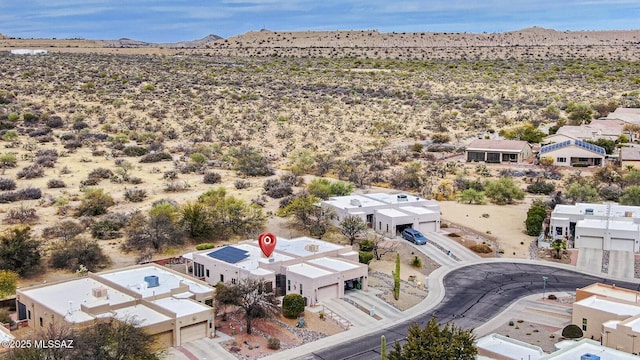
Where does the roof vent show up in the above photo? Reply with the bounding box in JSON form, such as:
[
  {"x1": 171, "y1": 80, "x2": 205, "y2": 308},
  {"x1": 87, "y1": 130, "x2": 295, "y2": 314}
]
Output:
[
  {"x1": 580, "y1": 354, "x2": 600, "y2": 360},
  {"x1": 305, "y1": 244, "x2": 319, "y2": 253},
  {"x1": 92, "y1": 287, "x2": 108, "y2": 298},
  {"x1": 144, "y1": 275, "x2": 159, "y2": 288},
  {"x1": 350, "y1": 199, "x2": 361, "y2": 206},
  {"x1": 625, "y1": 211, "x2": 633, "y2": 217},
  {"x1": 397, "y1": 194, "x2": 408, "y2": 201},
  {"x1": 585, "y1": 208, "x2": 594, "y2": 215}
]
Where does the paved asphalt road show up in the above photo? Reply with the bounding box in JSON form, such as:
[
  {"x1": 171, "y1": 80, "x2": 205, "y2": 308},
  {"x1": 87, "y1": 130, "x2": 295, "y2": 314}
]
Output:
[{"x1": 300, "y1": 262, "x2": 640, "y2": 360}]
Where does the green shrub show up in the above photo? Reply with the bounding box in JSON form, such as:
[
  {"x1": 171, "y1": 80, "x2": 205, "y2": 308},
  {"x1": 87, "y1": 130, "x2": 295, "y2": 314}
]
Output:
[
  {"x1": 359, "y1": 239, "x2": 375, "y2": 252},
  {"x1": 267, "y1": 337, "x2": 280, "y2": 350},
  {"x1": 195, "y1": 243, "x2": 215, "y2": 250},
  {"x1": 123, "y1": 146, "x2": 148, "y2": 157},
  {"x1": 411, "y1": 256, "x2": 422, "y2": 268},
  {"x1": 282, "y1": 293, "x2": 305, "y2": 319},
  {"x1": 140, "y1": 152, "x2": 172, "y2": 163},
  {"x1": 561, "y1": 324, "x2": 584, "y2": 339},
  {"x1": 359, "y1": 251, "x2": 373, "y2": 264}
]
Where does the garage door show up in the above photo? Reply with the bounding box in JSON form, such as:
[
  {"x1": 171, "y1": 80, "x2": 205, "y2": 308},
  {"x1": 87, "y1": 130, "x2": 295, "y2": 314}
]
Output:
[
  {"x1": 611, "y1": 238, "x2": 635, "y2": 252},
  {"x1": 317, "y1": 284, "x2": 338, "y2": 301},
  {"x1": 418, "y1": 221, "x2": 437, "y2": 233},
  {"x1": 577, "y1": 236, "x2": 603, "y2": 249},
  {"x1": 153, "y1": 331, "x2": 173, "y2": 348},
  {"x1": 180, "y1": 322, "x2": 207, "y2": 345}
]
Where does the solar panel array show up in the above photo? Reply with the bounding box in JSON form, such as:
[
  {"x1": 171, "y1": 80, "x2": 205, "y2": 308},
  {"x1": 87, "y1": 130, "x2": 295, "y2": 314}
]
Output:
[
  {"x1": 207, "y1": 246, "x2": 250, "y2": 264},
  {"x1": 575, "y1": 140, "x2": 606, "y2": 155},
  {"x1": 539, "y1": 140, "x2": 571, "y2": 154}
]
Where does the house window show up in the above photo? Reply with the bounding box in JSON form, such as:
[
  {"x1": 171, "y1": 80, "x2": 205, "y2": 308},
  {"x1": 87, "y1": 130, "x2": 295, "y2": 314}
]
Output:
[
  {"x1": 557, "y1": 157, "x2": 566, "y2": 163},
  {"x1": 39, "y1": 317, "x2": 43, "y2": 327},
  {"x1": 206, "y1": 269, "x2": 210, "y2": 278},
  {"x1": 578, "y1": 157, "x2": 588, "y2": 162},
  {"x1": 231, "y1": 278, "x2": 236, "y2": 285},
  {"x1": 300, "y1": 284, "x2": 303, "y2": 295},
  {"x1": 555, "y1": 227, "x2": 563, "y2": 236},
  {"x1": 582, "y1": 318, "x2": 587, "y2": 331},
  {"x1": 288, "y1": 280, "x2": 291, "y2": 291},
  {"x1": 28, "y1": 310, "x2": 31, "y2": 320},
  {"x1": 379, "y1": 221, "x2": 382, "y2": 230},
  {"x1": 220, "y1": 274, "x2": 224, "y2": 282}
]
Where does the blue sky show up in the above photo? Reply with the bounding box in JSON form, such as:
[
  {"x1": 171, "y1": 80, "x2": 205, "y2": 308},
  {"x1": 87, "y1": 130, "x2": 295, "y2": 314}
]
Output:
[{"x1": 1, "y1": 0, "x2": 639, "y2": 43}]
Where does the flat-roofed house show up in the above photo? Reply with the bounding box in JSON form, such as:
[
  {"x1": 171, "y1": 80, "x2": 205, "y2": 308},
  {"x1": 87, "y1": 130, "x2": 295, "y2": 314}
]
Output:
[
  {"x1": 465, "y1": 139, "x2": 533, "y2": 163},
  {"x1": 549, "y1": 202, "x2": 640, "y2": 252},
  {"x1": 191, "y1": 237, "x2": 367, "y2": 306},
  {"x1": 16, "y1": 264, "x2": 214, "y2": 347},
  {"x1": 621, "y1": 147, "x2": 640, "y2": 170},
  {"x1": 321, "y1": 193, "x2": 440, "y2": 236},
  {"x1": 538, "y1": 139, "x2": 605, "y2": 167}
]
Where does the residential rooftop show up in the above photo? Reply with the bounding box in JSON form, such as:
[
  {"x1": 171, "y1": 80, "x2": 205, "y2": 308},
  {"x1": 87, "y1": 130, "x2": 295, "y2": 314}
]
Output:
[
  {"x1": 540, "y1": 338, "x2": 638, "y2": 359},
  {"x1": 308, "y1": 257, "x2": 360, "y2": 272},
  {"x1": 275, "y1": 237, "x2": 345, "y2": 257},
  {"x1": 323, "y1": 194, "x2": 386, "y2": 210},
  {"x1": 466, "y1": 139, "x2": 530, "y2": 151},
  {"x1": 577, "y1": 218, "x2": 638, "y2": 232},
  {"x1": 398, "y1": 205, "x2": 436, "y2": 215},
  {"x1": 576, "y1": 296, "x2": 640, "y2": 316},
  {"x1": 98, "y1": 264, "x2": 212, "y2": 298},
  {"x1": 553, "y1": 203, "x2": 640, "y2": 218},
  {"x1": 113, "y1": 304, "x2": 170, "y2": 326},
  {"x1": 152, "y1": 297, "x2": 211, "y2": 318},
  {"x1": 580, "y1": 283, "x2": 640, "y2": 304},
  {"x1": 20, "y1": 277, "x2": 134, "y2": 323},
  {"x1": 476, "y1": 333, "x2": 544, "y2": 360},
  {"x1": 376, "y1": 208, "x2": 410, "y2": 217},
  {"x1": 621, "y1": 146, "x2": 640, "y2": 161},
  {"x1": 287, "y1": 263, "x2": 333, "y2": 278}
]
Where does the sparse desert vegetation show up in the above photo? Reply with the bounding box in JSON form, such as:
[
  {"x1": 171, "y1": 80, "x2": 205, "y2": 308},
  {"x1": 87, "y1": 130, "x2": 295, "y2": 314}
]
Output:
[{"x1": 0, "y1": 29, "x2": 639, "y2": 291}]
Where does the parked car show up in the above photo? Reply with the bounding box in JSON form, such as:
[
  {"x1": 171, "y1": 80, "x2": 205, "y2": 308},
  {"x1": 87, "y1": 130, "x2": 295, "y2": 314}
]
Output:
[{"x1": 401, "y1": 228, "x2": 427, "y2": 245}]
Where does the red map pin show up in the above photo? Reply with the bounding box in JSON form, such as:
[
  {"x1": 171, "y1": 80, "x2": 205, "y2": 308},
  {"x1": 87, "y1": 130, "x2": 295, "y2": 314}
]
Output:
[{"x1": 258, "y1": 232, "x2": 277, "y2": 258}]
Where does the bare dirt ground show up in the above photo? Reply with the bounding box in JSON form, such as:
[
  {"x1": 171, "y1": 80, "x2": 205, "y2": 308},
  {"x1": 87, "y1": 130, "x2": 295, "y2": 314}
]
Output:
[
  {"x1": 490, "y1": 295, "x2": 576, "y2": 353},
  {"x1": 368, "y1": 241, "x2": 440, "y2": 310}
]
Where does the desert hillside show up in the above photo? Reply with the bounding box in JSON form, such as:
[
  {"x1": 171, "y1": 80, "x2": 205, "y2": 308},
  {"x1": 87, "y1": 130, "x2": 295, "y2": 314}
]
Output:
[{"x1": 1, "y1": 27, "x2": 640, "y2": 59}]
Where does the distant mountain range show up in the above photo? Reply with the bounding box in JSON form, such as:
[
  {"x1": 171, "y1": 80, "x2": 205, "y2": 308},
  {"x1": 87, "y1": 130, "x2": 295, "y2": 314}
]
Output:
[{"x1": 95, "y1": 34, "x2": 223, "y2": 48}]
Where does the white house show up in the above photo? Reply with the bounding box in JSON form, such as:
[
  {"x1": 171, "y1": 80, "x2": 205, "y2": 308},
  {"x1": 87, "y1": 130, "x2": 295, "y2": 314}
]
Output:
[
  {"x1": 549, "y1": 203, "x2": 640, "y2": 252},
  {"x1": 10, "y1": 49, "x2": 48, "y2": 55},
  {"x1": 321, "y1": 193, "x2": 440, "y2": 236},
  {"x1": 16, "y1": 264, "x2": 214, "y2": 347},
  {"x1": 190, "y1": 237, "x2": 367, "y2": 306},
  {"x1": 538, "y1": 140, "x2": 606, "y2": 167}
]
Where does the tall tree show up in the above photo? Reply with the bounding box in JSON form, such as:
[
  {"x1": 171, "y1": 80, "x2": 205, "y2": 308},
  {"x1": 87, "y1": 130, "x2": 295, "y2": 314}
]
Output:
[
  {"x1": 485, "y1": 178, "x2": 525, "y2": 205},
  {"x1": 526, "y1": 200, "x2": 548, "y2": 236},
  {"x1": 340, "y1": 216, "x2": 367, "y2": 245},
  {"x1": 0, "y1": 270, "x2": 18, "y2": 299},
  {"x1": 218, "y1": 279, "x2": 280, "y2": 334},
  {"x1": 565, "y1": 182, "x2": 599, "y2": 203},
  {"x1": 388, "y1": 316, "x2": 477, "y2": 360},
  {"x1": 0, "y1": 226, "x2": 41, "y2": 276},
  {"x1": 456, "y1": 188, "x2": 486, "y2": 204},
  {"x1": 620, "y1": 185, "x2": 640, "y2": 206},
  {"x1": 73, "y1": 318, "x2": 161, "y2": 360}
]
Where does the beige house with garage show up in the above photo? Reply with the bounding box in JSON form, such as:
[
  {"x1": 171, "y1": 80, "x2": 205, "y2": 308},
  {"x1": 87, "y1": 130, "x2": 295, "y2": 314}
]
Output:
[
  {"x1": 190, "y1": 237, "x2": 367, "y2": 306},
  {"x1": 572, "y1": 283, "x2": 640, "y2": 355},
  {"x1": 321, "y1": 193, "x2": 440, "y2": 236},
  {"x1": 549, "y1": 203, "x2": 640, "y2": 252},
  {"x1": 465, "y1": 139, "x2": 533, "y2": 163},
  {"x1": 16, "y1": 264, "x2": 214, "y2": 348}
]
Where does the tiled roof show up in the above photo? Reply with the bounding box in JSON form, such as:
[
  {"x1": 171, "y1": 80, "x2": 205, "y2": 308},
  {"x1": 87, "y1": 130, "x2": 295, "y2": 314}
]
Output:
[{"x1": 466, "y1": 139, "x2": 530, "y2": 151}]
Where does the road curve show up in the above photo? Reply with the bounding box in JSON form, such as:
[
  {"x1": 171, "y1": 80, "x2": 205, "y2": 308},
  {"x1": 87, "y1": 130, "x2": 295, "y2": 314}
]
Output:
[{"x1": 301, "y1": 262, "x2": 640, "y2": 360}]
